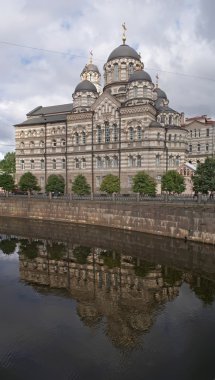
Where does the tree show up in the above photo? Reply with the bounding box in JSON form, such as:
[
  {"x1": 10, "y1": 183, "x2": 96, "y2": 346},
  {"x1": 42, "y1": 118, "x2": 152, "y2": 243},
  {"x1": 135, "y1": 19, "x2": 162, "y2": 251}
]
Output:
[
  {"x1": 45, "y1": 174, "x2": 65, "y2": 194},
  {"x1": 0, "y1": 152, "x2": 15, "y2": 174},
  {"x1": 0, "y1": 173, "x2": 15, "y2": 192},
  {"x1": 72, "y1": 174, "x2": 91, "y2": 195},
  {"x1": 0, "y1": 238, "x2": 17, "y2": 255},
  {"x1": 18, "y1": 172, "x2": 40, "y2": 192},
  {"x1": 192, "y1": 158, "x2": 215, "y2": 194},
  {"x1": 132, "y1": 171, "x2": 156, "y2": 196},
  {"x1": 100, "y1": 174, "x2": 120, "y2": 194},
  {"x1": 161, "y1": 170, "x2": 185, "y2": 194}
]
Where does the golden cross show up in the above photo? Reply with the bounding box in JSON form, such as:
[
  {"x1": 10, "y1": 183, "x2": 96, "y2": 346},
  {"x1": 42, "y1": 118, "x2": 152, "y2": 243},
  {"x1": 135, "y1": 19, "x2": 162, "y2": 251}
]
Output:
[
  {"x1": 89, "y1": 50, "x2": 93, "y2": 63},
  {"x1": 122, "y1": 22, "x2": 127, "y2": 44},
  {"x1": 156, "y1": 73, "x2": 159, "y2": 88}
]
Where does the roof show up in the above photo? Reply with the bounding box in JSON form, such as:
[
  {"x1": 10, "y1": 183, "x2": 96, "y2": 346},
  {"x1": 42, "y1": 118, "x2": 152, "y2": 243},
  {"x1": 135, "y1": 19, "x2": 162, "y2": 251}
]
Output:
[
  {"x1": 154, "y1": 87, "x2": 167, "y2": 99},
  {"x1": 107, "y1": 44, "x2": 140, "y2": 62},
  {"x1": 15, "y1": 114, "x2": 68, "y2": 127},
  {"x1": 129, "y1": 69, "x2": 152, "y2": 83},
  {"x1": 82, "y1": 63, "x2": 100, "y2": 74},
  {"x1": 149, "y1": 121, "x2": 163, "y2": 128},
  {"x1": 74, "y1": 79, "x2": 97, "y2": 93},
  {"x1": 27, "y1": 103, "x2": 73, "y2": 116}
]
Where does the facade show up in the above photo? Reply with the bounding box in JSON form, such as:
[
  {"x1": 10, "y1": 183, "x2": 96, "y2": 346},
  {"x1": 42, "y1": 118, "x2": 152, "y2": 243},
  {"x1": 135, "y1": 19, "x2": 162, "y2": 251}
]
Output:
[{"x1": 15, "y1": 34, "x2": 187, "y2": 193}]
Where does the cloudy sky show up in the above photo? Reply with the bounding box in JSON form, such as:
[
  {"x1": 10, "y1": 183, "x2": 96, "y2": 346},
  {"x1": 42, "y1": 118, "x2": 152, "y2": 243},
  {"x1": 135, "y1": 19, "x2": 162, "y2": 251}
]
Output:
[{"x1": 0, "y1": 0, "x2": 214, "y2": 158}]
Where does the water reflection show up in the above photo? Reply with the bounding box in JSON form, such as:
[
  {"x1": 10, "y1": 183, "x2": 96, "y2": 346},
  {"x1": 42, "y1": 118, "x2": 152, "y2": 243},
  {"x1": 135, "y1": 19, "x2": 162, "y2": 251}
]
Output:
[{"x1": 0, "y1": 217, "x2": 215, "y2": 351}]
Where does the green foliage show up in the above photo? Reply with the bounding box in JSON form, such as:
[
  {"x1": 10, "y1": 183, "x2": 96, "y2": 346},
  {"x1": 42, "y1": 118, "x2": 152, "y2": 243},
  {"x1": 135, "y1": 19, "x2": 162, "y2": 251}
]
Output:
[
  {"x1": 162, "y1": 266, "x2": 183, "y2": 286},
  {"x1": 0, "y1": 238, "x2": 17, "y2": 255},
  {"x1": 18, "y1": 172, "x2": 40, "y2": 192},
  {"x1": 161, "y1": 170, "x2": 185, "y2": 194},
  {"x1": 19, "y1": 240, "x2": 38, "y2": 259},
  {"x1": 133, "y1": 258, "x2": 156, "y2": 278},
  {"x1": 73, "y1": 246, "x2": 91, "y2": 264},
  {"x1": 45, "y1": 175, "x2": 65, "y2": 194},
  {"x1": 0, "y1": 152, "x2": 15, "y2": 174},
  {"x1": 47, "y1": 242, "x2": 66, "y2": 260},
  {"x1": 132, "y1": 171, "x2": 156, "y2": 195},
  {"x1": 192, "y1": 158, "x2": 215, "y2": 194},
  {"x1": 100, "y1": 250, "x2": 121, "y2": 268},
  {"x1": 190, "y1": 276, "x2": 215, "y2": 305},
  {"x1": 72, "y1": 174, "x2": 91, "y2": 195},
  {"x1": 100, "y1": 174, "x2": 120, "y2": 194},
  {"x1": 0, "y1": 173, "x2": 15, "y2": 192}
]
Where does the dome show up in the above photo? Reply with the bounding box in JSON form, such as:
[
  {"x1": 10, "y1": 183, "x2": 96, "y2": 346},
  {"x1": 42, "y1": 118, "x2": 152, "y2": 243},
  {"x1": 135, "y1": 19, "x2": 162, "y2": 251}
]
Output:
[
  {"x1": 82, "y1": 63, "x2": 100, "y2": 74},
  {"x1": 74, "y1": 80, "x2": 97, "y2": 93},
  {"x1": 107, "y1": 44, "x2": 141, "y2": 62},
  {"x1": 154, "y1": 87, "x2": 167, "y2": 99},
  {"x1": 149, "y1": 121, "x2": 163, "y2": 128},
  {"x1": 129, "y1": 69, "x2": 152, "y2": 83}
]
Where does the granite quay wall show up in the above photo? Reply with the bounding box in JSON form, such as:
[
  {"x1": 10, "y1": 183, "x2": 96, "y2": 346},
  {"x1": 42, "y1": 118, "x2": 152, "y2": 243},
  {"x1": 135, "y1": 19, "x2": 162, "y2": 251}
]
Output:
[{"x1": 0, "y1": 197, "x2": 214, "y2": 244}]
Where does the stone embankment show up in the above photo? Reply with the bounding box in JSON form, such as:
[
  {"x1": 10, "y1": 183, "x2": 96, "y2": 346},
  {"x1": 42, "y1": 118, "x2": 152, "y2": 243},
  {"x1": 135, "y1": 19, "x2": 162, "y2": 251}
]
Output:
[{"x1": 0, "y1": 197, "x2": 214, "y2": 244}]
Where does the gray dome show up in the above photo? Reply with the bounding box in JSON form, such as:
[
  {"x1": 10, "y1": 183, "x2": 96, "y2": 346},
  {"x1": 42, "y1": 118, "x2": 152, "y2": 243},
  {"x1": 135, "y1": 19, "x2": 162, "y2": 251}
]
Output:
[
  {"x1": 74, "y1": 80, "x2": 97, "y2": 93},
  {"x1": 82, "y1": 63, "x2": 100, "y2": 74},
  {"x1": 107, "y1": 44, "x2": 140, "y2": 62},
  {"x1": 149, "y1": 121, "x2": 163, "y2": 128},
  {"x1": 129, "y1": 69, "x2": 152, "y2": 83},
  {"x1": 154, "y1": 87, "x2": 167, "y2": 99}
]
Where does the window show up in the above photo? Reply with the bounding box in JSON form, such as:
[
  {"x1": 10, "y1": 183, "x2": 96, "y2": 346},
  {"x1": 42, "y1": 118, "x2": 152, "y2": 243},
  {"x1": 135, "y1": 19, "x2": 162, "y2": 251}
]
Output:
[
  {"x1": 29, "y1": 141, "x2": 35, "y2": 149},
  {"x1": 156, "y1": 154, "x2": 161, "y2": 166},
  {"x1": 113, "y1": 124, "x2": 118, "y2": 142},
  {"x1": 128, "y1": 155, "x2": 135, "y2": 167},
  {"x1": 74, "y1": 132, "x2": 79, "y2": 145},
  {"x1": 30, "y1": 160, "x2": 35, "y2": 169},
  {"x1": 206, "y1": 128, "x2": 210, "y2": 137},
  {"x1": 40, "y1": 177, "x2": 44, "y2": 187},
  {"x1": 206, "y1": 143, "x2": 209, "y2": 152},
  {"x1": 128, "y1": 176, "x2": 133, "y2": 187},
  {"x1": 168, "y1": 134, "x2": 172, "y2": 141},
  {"x1": 61, "y1": 139, "x2": 66, "y2": 146},
  {"x1": 52, "y1": 139, "x2": 57, "y2": 147},
  {"x1": 105, "y1": 156, "x2": 111, "y2": 168},
  {"x1": 96, "y1": 157, "x2": 102, "y2": 169},
  {"x1": 52, "y1": 159, "x2": 56, "y2": 169},
  {"x1": 113, "y1": 64, "x2": 119, "y2": 81},
  {"x1": 137, "y1": 155, "x2": 141, "y2": 167},
  {"x1": 169, "y1": 155, "x2": 173, "y2": 167},
  {"x1": 97, "y1": 126, "x2": 102, "y2": 144},
  {"x1": 157, "y1": 132, "x2": 160, "y2": 140},
  {"x1": 112, "y1": 156, "x2": 118, "y2": 168},
  {"x1": 82, "y1": 131, "x2": 86, "y2": 145},
  {"x1": 189, "y1": 144, "x2": 192, "y2": 152},
  {"x1": 129, "y1": 127, "x2": 134, "y2": 142},
  {"x1": 105, "y1": 124, "x2": 110, "y2": 143},
  {"x1": 40, "y1": 140, "x2": 44, "y2": 148},
  {"x1": 51, "y1": 128, "x2": 56, "y2": 135},
  {"x1": 197, "y1": 143, "x2": 200, "y2": 152},
  {"x1": 194, "y1": 129, "x2": 196, "y2": 137},
  {"x1": 20, "y1": 131, "x2": 24, "y2": 137},
  {"x1": 137, "y1": 126, "x2": 142, "y2": 141},
  {"x1": 161, "y1": 115, "x2": 165, "y2": 123},
  {"x1": 75, "y1": 158, "x2": 80, "y2": 169},
  {"x1": 174, "y1": 134, "x2": 177, "y2": 141},
  {"x1": 175, "y1": 155, "x2": 180, "y2": 166},
  {"x1": 20, "y1": 142, "x2": 24, "y2": 149},
  {"x1": 40, "y1": 128, "x2": 44, "y2": 135},
  {"x1": 20, "y1": 159, "x2": 25, "y2": 170},
  {"x1": 169, "y1": 115, "x2": 173, "y2": 125},
  {"x1": 199, "y1": 130, "x2": 201, "y2": 137},
  {"x1": 40, "y1": 159, "x2": 45, "y2": 169},
  {"x1": 81, "y1": 158, "x2": 86, "y2": 169},
  {"x1": 133, "y1": 86, "x2": 138, "y2": 98},
  {"x1": 128, "y1": 63, "x2": 134, "y2": 77},
  {"x1": 62, "y1": 158, "x2": 66, "y2": 169}
]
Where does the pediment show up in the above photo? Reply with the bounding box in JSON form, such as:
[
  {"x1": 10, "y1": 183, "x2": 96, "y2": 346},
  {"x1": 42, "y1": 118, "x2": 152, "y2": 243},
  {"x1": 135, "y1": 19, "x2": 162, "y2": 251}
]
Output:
[
  {"x1": 186, "y1": 120, "x2": 205, "y2": 128},
  {"x1": 91, "y1": 91, "x2": 121, "y2": 112}
]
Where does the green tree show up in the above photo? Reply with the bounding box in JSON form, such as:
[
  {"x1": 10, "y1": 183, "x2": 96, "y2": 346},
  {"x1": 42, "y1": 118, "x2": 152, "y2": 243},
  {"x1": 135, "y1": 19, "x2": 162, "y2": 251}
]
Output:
[
  {"x1": 45, "y1": 174, "x2": 65, "y2": 194},
  {"x1": 18, "y1": 172, "x2": 40, "y2": 192},
  {"x1": 132, "y1": 171, "x2": 156, "y2": 195},
  {"x1": 72, "y1": 174, "x2": 91, "y2": 195},
  {"x1": 0, "y1": 152, "x2": 15, "y2": 174},
  {"x1": 0, "y1": 238, "x2": 17, "y2": 255},
  {"x1": 100, "y1": 174, "x2": 120, "y2": 194},
  {"x1": 0, "y1": 173, "x2": 15, "y2": 192},
  {"x1": 192, "y1": 158, "x2": 215, "y2": 194},
  {"x1": 161, "y1": 170, "x2": 185, "y2": 194}
]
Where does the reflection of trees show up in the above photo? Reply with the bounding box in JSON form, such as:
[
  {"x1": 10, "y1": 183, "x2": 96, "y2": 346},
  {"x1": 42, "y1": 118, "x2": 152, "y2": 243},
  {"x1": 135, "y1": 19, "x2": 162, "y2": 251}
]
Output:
[
  {"x1": 73, "y1": 246, "x2": 91, "y2": 264},
  {"x1": 132, "y1": 258, "x2": 156, "y2": 278},
  {"x1": 162, "y1": 266, "x2": 183, "y2": 286},
  {"x1": 47, "y1": 242, "x2": 66, "y2": 260},
  {"x1": 19, "y1": 239, "x2": 39, "y2": 259},
  {"x1": 99, "y1": 250, "x2": 120, "y2": 268},
  {"x1": 0, "y1": 238, "x2": 17, "y2": 255},
  {"x1": 190, "y1": 276, "x2": 215, "y2": 305}
]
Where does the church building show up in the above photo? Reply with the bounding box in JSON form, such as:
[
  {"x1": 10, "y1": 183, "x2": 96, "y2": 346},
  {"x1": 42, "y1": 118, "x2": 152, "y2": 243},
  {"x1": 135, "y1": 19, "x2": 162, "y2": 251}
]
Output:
[{"x1": 15, "y1": 28, "x2": 187, "y2": 193}]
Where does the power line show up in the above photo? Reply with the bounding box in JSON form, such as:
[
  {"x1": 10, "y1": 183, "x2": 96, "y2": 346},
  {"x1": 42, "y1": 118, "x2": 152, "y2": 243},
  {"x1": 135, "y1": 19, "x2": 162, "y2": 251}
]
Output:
[{"x1": 1, "y1": 39, "x2": 215, "y2": 82}]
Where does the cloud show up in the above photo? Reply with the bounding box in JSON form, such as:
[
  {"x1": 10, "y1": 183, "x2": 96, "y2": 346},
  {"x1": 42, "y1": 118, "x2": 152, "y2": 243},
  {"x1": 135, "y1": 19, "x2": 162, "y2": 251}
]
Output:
[{"x1": 0, "y1": 0, "x2": 214, "y2": 157}]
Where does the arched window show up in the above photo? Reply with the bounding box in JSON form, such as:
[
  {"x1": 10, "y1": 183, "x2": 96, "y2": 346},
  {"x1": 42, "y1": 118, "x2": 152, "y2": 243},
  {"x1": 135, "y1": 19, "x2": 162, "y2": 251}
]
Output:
[
  {"x1": 20, "y1": 159, "x2": 25, "y2": 170},
  {"x1": 137, "y1": 155, "x2": 141, "y2": 167},
  {"x1": 129, "y1": 127, "x2": 134, "y2": 142},
  {"x1": 128, "y1": 155, "x2": 135, "y2": 167},
  {"x1": 29, "y1": 141, "x2": 35, "y2": 148},
  {"x1": 169, "y1": 115, "x2": 173, "y2": 124},
  {"x1": 96, "y1": 157, "x2": 102, "y2": 169},
  {"x1": 169, "y1": 155, "x2": 173, "y2": 167},
  {"x1": 161, "y1": 115, "x2": 165, "y2": 123},
  {"x1": 194, "y1": 129, "x2": 196, "y2": 137},
  {"x1": 62, "y1": 127, "x2": 65, "y2": 134},
  {"x1": 57, "y1": 127, "x2": 61, "y2": 134},
  {"x1": 175, "y1": 155, "x2": 180, "y2": 166},
  {"x1": 133, "y1": 86, "x2": 138, "y2": 98},
  {"x1": 112, "y1": 156, "x2": 118, "y2": 168},
  {"x1": 113, "y1": 124, "x2": 118, "y2": 142},
  {"x1": 128, "y1": 63, "x2": 134, "y2": 77},
  {"x1": 62, "y1": 158, "x2": 66, "y2": 169},
  {"x1": 97, "y1": 126, "x2": 102, "y2": 144},
  {"x1": 61, "y1": 139, "x2": 66, "y2": 146},
  {"x1": 190, "y1": 130, "x2": 192, "y2": 138},
  {"x1": 75, "y1": 158, "x2": 79, "y2": 169},
  {"x1": 28, "y1": 130, "x2": 32, "y2": 136},
  {"x1": 81, "y1": 158, "x2": 86, "y2": 169},
  {"x1": 52, "y1": 139, "x2": 57, "y2": 147},
  {"x1": 197, "y1": 143, "x2": 201, "y2": 152},
  {"x1": 52, "y1": 159, "x2": 56, "y2": 169},
  {"x1": 20, "y1": 142, "x2": 24, "y2": 149},
  {"x1": 174, "y1": 134, "x2": 177, "y2": 141},
  {"x1": 105, "y1": 156, "x2": 111, "y2": 168},
  {"x1": 20, "y1": 131, "x2": 24, "y2": 137},
  {"x1": 199, "y1": 130, "x2": 201, "y2": 137},
  {"x1": 168, "y1": 134, "x2": 172, "y2": 142},
  {"x1": 179, "y1": 134, "x2": 182, "y2": 141},
  {"x1": 82, "y1": 131, "x2": 86, "y2": 145},
  {"x1": 157, "y1": 132, "x2": 160, "y2": 140},
  {"x1": 30, "y1": 160, "x2": 34, "y2": 170},
  {"x1": 156, "y1": 154, "x2": 161, "y2": 166},
  {"x1": 40, "y1": 140, "x2": 44, "y2": 148},
  {"x1": 40, "y1": 159, "x2": 45, "y2": 169},
  {"x1": 51, "y1": 128, "x2": 56, "y2": 135},
  {"x1": 113, "y1": 64, "x2": 119, "y2": 81},
  {"x1": 32, "y1": 130, "x2": 37, "y2": 136},
  {"x1": 137, "y1": 126, "x2": 142, "y2": 141},
  {"x1": 105, "y1": 124, "x2": 110, "y2": 143},
  {"x1": 74, "y1": 132, "x2": 79, "y2": 145},
  {"x1": 189, "y1": 144, "x2": 192, "y2": 152},
  {"x1": 40, "y1": 128, "x2": 44, "y2": 135},
  {"x1": 206, "y1": 143, "x2": 209, "y2": 152}
]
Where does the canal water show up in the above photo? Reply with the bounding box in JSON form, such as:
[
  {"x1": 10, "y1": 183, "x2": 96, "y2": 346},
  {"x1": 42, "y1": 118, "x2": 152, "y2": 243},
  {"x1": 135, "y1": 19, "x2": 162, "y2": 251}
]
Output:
[{"x1": 0, "y1": 217, "x2": 215, "y2": 380}]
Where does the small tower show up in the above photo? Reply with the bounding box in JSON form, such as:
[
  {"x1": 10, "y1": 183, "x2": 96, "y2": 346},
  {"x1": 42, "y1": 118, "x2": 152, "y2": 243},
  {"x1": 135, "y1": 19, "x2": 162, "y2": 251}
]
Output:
[{"x1": 81, "y1": 51, "x2": 102, "y2": 93}]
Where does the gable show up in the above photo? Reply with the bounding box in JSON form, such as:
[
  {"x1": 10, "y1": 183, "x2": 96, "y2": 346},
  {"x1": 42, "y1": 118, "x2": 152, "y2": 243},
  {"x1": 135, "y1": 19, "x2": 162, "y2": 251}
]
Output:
[{"x1": 91, "y1": 91, "x2": 120, "y2": 113}]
